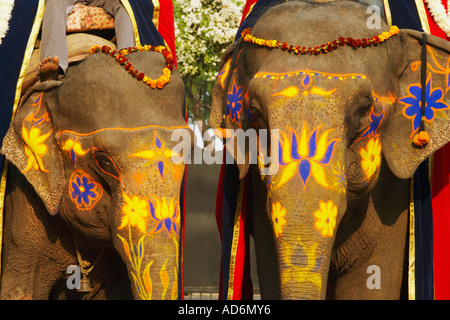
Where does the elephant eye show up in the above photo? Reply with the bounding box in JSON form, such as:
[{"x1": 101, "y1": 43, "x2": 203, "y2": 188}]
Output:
[{"x1": 93, "y1": 148, "x2": 120, "y2": 180}]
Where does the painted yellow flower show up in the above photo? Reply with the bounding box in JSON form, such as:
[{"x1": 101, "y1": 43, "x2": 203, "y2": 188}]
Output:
[
  {"x1": 314, "y1": 200, "x2": 338, "y2": 238},
  {"x1": 118, "y1": 192, "x2": 149, "y2": 233},
  {"x1": 271, "y1": 202, "x2": 287, "y2": 238},
  {"x1": 22, "y1": 126, "x2": 52, "y2": 172},
  {"x1": 359, "y1": 138, "x2": 381, "y2": 179}
]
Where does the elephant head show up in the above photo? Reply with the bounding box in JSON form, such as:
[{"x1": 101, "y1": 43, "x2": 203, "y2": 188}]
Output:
[
  {"x1": 1, "y1": 48, "x2": 190, "y2": 299},
  {"x1": 210, "y1": 1, "x2": 450, "y2": 299}
]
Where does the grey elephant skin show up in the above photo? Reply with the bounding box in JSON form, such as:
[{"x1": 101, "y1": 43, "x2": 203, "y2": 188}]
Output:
[
  {"x1": 210, "y1": 1, "x2": 450, "y2": 299},
  {"x1": 0, "y1": 50, "x2": 189, "y2": 299}
]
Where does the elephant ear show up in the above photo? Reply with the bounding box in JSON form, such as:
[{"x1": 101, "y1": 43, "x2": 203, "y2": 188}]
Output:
[
  {"x1": 1, "y1": 83, "x2": 65, "y2": 215},
  {"x1": 381, "y1": 29, "x2": 450, "y2": 179},
  {"x1": 210, "y1": 39, "x2": 253, "y2": 179}
]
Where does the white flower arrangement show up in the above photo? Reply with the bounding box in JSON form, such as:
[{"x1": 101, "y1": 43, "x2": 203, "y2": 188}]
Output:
[
  {"x1": 174, "y1": 0, "x2": 244, "y2": 81},
  {"x1": 424, "y1": 0, "x2": 450, "y2": 37},
  {"x1": 0, "y1": 0, "x2": 14, "y2": 46}
]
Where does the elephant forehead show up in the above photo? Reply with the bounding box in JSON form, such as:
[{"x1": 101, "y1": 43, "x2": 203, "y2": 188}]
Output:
[
  {"x1": 250, "y1": 70, "x2": 372, "y2": 128},
  {"x1": 252, "y1": 69, "x2": 371, "y2": 91},
  {"x1": 59, "y1": 125, "x2": 190, "y2": 152}
]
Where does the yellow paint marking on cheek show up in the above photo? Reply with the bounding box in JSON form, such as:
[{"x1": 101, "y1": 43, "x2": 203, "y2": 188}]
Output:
[
  {"x1": 61, "y1": 139, "x2": 88, "y2": 155},
  {"x1": 273, "y1": 86, "x2": 300, "y2": 98},
  {"x1": 310, "y1": 87, "x2": 337, "y2": 96},
  {"x1": 164, "y1": 149, "x2": 178, "y2": 158},
  {"x1": 129, "y1": 150, "x2": 156, "y2": 159}
]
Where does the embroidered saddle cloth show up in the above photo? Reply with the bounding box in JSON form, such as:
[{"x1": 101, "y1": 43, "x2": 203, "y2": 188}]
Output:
[{"x1": 67, "y1": 4, "x2": 115, "y2": 32}]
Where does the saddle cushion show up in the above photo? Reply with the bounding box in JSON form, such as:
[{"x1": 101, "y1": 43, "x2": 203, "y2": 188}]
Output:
[{"x1": 67, "y1": 4, "x2": 114, "y2": 32}]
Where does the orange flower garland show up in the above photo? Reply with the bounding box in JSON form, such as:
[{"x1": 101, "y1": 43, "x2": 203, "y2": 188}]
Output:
[
  {"x1": 90, "y1": 44, "x2": 174, "y2": 89},
  {"x1": 241, "y1": 25, "x2": 400, "y2": 55}
]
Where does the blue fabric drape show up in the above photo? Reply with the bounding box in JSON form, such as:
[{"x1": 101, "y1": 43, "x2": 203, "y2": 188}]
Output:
[
  {"x1": 220, "y1": 157, "x2": 241, "y2": 299},
  {"x1": 413, "y1": 160, "x2": 434, "y2": 300},
  {"x1": 388, "y1": 0, "x2": 425, "y2": 31},
  {"x1": 127, "y1": 0, "x2": 165, "y2": 46}
]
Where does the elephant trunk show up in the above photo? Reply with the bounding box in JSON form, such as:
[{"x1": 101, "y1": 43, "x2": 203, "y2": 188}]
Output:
[
  {"x1": 263, "y1": 123, "x2": 347, "y2": 299},
  {"x1": 112, "y1": 142, "x2": 186, "y2": 300},
  {"x1": 113, "y1": 188, "x2": 182, "y2": 300},
  {"x1": 269, "y1": 192, "x2": 345, "y2": 299}
]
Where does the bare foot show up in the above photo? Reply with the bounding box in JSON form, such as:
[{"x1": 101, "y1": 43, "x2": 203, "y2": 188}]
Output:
[{"x1": 39, "y1": 56, "x2": 60, "y2": 82}]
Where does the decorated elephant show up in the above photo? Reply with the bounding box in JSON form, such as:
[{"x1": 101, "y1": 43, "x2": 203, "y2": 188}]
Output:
[
  {"x1": 210, "y1": 1, "x2": 450, "y2": 299},
  {"x1": 0, "y1": 45, "x2": 189, "y2": 299}
]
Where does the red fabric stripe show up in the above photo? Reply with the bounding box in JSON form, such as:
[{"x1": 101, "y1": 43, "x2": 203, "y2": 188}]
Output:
[
  {"x1": 240, "y1": 0, "x2": 259, "y2": 25},
  {"x1": 432, "y1": 143, "x2": 450, "y2": 299},
  {"x1": 231, "y1": 176, "x2": 248, "y2": 300},
  {"x1": 424, "y1": 0, "x2": 450, "y2": 300},
  {"x1": 158, "y1": 0, "x2": 177, "y2": 66}
]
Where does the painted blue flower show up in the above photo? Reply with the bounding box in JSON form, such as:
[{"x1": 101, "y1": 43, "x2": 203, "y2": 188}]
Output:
[
  {"x1": 399, "y1": 77, "x2": 450, "y2": 135},
  {"x1": 71, "y1": 174, "x2": 98, "y2": 207},
  {"x1": 227, "y1": 80, "x2": 244, "y2": 126}
]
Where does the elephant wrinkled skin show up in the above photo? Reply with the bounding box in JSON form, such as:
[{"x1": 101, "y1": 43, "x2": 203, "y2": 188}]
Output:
[
  {"x1": 210, "y1": 1, "x2": 450, "y2": 299},
  {"x1": 0, "y1": 50, "x2": 190, "y2": 299}
]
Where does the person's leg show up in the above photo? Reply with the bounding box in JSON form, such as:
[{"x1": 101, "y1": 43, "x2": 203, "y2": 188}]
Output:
[
  {"x1": 40, "y1": 0, "x2": 77, "y2": 79},
  {"x1": 89, "y1": 0, "x2": 135, "y2": 49}
]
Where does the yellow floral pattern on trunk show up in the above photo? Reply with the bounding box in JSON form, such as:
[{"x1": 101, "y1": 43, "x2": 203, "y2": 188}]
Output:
[
  {"x1": 271, "y1": 202, "x2": 287, "y2": 238},
  {"x1": 314, "y1": 200, "x2": 338, "y2": 238},
  {"x1": 118, "y1": 192, "x2": 149, "y2": 234},
  {"x1": 117, "y1": 192, "x2": 180, "y2": 299}
]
